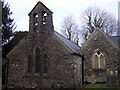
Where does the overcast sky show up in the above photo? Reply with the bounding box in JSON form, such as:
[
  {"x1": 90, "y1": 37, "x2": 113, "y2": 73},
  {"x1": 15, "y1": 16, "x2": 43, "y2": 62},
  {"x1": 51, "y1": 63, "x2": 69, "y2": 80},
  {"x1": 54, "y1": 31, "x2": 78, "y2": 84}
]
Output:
[{"x1": 5, "y1": 0, "x2": 120, "y2": 33}]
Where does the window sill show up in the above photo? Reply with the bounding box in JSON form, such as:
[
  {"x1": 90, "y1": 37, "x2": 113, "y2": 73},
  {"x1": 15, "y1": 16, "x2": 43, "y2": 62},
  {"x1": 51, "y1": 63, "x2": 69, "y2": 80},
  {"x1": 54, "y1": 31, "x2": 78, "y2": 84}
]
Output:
[{"x1": 23, "y1": 73, "x2": 48, "y2": 78}]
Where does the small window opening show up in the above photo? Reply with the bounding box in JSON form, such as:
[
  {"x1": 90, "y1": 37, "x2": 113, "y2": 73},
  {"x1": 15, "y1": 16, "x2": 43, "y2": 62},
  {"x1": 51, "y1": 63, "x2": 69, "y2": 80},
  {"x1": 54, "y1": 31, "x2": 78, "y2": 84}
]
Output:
[
  {"x1": 97, "y1": 51, "x2": 100, "y2": 55},
  {"x1": 35, "y1": 14, "x2": 38, "y2": 18},
  {"x1": 33, "y1": 13, "x2": 39, "y2": 26},
  {"x1": 42, "y1": 11, "x2": 47, "y2": 24},
  {"x1": 34, "y1": 22, "x2": 38, "y2": 25}
]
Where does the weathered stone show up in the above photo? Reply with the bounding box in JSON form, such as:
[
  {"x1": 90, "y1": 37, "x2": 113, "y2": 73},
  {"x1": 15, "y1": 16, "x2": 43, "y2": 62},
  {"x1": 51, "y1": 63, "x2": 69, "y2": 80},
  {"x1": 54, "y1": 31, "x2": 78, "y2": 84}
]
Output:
[
  {"x1": 7, "y1": 2, "x2": 82, "y2": 88},
  {"x1": 6, "y1": 1, "x2": 120, "y2": 88},
  {"x1": 81, "y1": 28, "x2": 120, "y2": 86}
]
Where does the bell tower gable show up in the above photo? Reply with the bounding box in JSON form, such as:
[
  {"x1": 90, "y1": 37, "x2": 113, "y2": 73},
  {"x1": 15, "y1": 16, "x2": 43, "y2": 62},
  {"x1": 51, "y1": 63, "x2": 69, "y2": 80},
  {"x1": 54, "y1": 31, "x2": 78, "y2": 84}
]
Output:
[{"x1": 28, "y1": 1, "x2": 54, "y2": 33}]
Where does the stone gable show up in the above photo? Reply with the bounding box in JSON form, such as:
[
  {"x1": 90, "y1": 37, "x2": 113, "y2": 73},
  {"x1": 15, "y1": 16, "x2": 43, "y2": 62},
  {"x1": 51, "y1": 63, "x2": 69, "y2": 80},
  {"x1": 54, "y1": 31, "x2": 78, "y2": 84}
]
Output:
[
  {"x1": 6, "y1": 1, "x2": 120, "y2": 88},
  {"x1": 81, "y1": 28, "x2": 120, "y2": 85},
  {"x1": 7, "y1": 2, "x2": 82, "y2": 88}
]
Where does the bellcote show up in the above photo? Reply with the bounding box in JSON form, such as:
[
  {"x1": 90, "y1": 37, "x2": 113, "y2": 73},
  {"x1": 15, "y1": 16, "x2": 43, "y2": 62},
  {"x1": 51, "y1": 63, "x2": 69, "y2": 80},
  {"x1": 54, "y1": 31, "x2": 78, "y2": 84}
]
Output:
[{"x1": 28, "y1": 1, "x2": 54, "y2": 33}]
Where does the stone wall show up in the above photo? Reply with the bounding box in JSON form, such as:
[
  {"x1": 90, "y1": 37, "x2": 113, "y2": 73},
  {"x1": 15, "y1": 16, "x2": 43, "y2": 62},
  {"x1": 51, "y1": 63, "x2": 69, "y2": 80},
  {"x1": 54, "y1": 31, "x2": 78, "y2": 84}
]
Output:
[
  {"x1": 7, "y1": 31, "x2": 82, "y2": 88},
  {"x1": 81, "y1": 28, "x2": 120, "y2": 85},
  {"x1": 7, "y1": 2, "x2": 83, "y2": 88}
]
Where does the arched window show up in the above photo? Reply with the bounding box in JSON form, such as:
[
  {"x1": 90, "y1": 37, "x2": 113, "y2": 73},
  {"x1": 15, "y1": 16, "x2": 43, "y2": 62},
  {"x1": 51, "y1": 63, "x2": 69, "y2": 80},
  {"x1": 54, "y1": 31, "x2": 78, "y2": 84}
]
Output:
[
  {"x1": 43, "y1": 54, "x2": 48, "y2": 74},
  {"x1": 35, "y1": 47, "x2": 42, "y2": 74},
  {"x1": 33, "y1": 13, "x2": 38, "y2": 25},
  {"x1": 28, "y1": 55, "x2": 33, "y2": 73},
  {"x1": 28, "y1": 47, "x2": 48, "y2": 75},
  {"x1": 42, "y1": 11, "x2": 47, "y2": 24},
  {"x1": 92, "y1": 49, "x2": 105, "y2": 69}
]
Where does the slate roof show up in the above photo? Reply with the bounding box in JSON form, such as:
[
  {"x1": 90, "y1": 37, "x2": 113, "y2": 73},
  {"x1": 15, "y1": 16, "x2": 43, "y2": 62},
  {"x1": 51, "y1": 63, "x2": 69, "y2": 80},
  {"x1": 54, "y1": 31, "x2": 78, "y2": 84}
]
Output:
[
  {"x1": 54, "y1": 31, "x2": 80, "y2": 53},
  {"x1": 54, "y1": 28, "x2": 120, "y2": 53},
  {"x1": 110, "y1": 36, "x2": 120, "y2": 47}
]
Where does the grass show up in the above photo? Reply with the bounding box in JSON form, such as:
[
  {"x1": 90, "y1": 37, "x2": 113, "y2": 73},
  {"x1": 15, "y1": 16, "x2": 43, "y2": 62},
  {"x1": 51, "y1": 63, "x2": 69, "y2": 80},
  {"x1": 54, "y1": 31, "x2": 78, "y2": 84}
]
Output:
[
  {"x1": 83, "y1": 84, "x2": 120, "y2": 90},
  {"x1": 85, "y1": 84, "x2": 107, "y2": 88}
]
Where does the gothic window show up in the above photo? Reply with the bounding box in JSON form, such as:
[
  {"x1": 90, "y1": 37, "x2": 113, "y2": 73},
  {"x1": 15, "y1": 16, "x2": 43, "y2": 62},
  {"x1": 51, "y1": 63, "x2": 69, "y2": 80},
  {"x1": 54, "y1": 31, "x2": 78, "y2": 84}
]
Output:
[
  {"x1": 100, "y1": 54, "x2": 105, "y2": 68},
  {"x1": 92, "y1": 50, "x2": 105, "y2": 69},
  {"x1": 42, "y1": 11, "x2": 47, "y2": 24},
  {"x1": 28, "y1": 47, "x2": 48, "y2": 75},
  {"x1": 33, "y1": 13, "x2": 38, "y2": 25},
  {"x1": 35, "y1": 47, "x2": 42, "y2": 74},
  {"x1": 94, "y1": 55, "x2": 99, "y2": 68},
  {"x1": 28, "y1": 55, "x2": 33, "y2": 73},
  {"x1": 43, "y1": 54, "x2": 48, "y2": 74}
]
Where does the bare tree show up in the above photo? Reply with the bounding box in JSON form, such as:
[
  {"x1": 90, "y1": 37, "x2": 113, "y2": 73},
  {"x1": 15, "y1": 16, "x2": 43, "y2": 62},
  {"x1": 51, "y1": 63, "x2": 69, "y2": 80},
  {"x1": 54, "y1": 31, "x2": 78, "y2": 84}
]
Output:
[
  {"x1": 81, "y1": 7, "x2": 118, "y2": 41},
  {"x1": 61, "y1": 15, "x2": 80, "y2": 45}
]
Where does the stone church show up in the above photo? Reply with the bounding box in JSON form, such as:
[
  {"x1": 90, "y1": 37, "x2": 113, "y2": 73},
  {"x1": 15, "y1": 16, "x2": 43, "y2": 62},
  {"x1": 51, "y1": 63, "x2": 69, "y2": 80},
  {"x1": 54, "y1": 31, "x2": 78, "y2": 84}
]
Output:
[{"x1": 7, "y1": 1, "x2": 120, "y2": 88}]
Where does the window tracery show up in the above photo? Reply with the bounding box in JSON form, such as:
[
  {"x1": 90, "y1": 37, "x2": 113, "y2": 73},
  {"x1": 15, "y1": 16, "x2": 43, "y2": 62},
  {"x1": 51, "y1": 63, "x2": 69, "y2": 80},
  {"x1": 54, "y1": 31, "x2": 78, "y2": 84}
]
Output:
[{"x1": 92, "y1": 49, "x2": 105, "y2": 69}]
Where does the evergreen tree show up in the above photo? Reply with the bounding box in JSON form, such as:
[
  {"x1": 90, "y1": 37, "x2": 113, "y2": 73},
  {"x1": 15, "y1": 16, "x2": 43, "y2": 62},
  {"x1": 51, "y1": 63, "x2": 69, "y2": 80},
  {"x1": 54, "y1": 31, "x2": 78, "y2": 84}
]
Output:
[
  {"x1": 2, "y1": 0, "x2": 16, "y2": 45},
  {"x1": 2, "y1": 0, "x2": 16, "y2": 58},
  {"x1": 3, "y1": 31, "x2": 28, "y2": 57}
]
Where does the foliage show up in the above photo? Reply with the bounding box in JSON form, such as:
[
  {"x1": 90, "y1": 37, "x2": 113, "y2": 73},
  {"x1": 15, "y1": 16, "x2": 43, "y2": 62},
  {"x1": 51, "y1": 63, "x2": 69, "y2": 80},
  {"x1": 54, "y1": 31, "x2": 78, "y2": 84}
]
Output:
[
  {"x1": 2, "y1": 31, "x2": 28, "y2": 58},
  {"x1": 2, "y1": 31, "x2": 28, "y2": 85},
  {"x1": 84, "y1": 84, "x2": 120, "y2": 89},
  {"x1": 61, "y1": 15, "x2": 80, "y2": 45},
  {"x1": 85, "y1": 84, "x2": 107, "y2": 88},
  {"x1": 2, "y1": 0, "x2": 16, "y2": 45},
  {"x1": 81, "y1": 7, "x2": 118, "y2": 41}
]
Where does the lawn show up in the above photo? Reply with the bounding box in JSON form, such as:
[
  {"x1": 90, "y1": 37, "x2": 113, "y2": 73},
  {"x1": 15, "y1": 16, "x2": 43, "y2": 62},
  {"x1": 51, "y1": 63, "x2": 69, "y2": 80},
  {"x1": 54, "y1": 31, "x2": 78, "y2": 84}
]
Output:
[
  {"x1": 84, "y1": 84, "x2": 120, "y2": 89},
  {"x1": 85, "y1": 84, "x2": 107, "y2": 88}
]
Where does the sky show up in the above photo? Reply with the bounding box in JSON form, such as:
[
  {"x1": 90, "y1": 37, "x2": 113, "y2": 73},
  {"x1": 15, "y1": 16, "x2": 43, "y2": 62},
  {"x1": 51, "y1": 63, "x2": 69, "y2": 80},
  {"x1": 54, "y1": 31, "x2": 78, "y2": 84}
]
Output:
[{"x1": 5, "y1": 0, "x2": 120, "y2": 33}]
